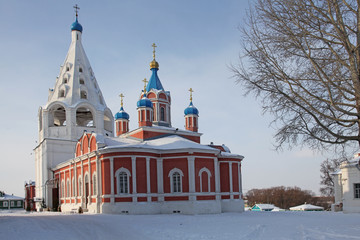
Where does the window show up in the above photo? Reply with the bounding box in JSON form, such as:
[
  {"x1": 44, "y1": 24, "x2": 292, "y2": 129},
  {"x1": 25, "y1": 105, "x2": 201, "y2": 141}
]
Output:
[
  {"x1": 115, "y1": 168, "x2": 131, "y2": 194},
  {"x1": 59, "y1": 90, "x2": 65, "y2": 98},
  {"x1": 66, "y1": 67, "x2": 70, "y2": 71},
  {"x1": 79, "y1": 79, "x2": 84, "y2": 85},
  {"x1": 93, "y1": 174, "x2": 97, "y2": 195},
  {"x1": 63, "y1": 78, "x2": 68, "y2": 84},
  {"x1": 10, "y1": 201, "x2": 14, "y2": 207},
  {"x1": 160, "y1": 107, "x2": 165, "y2": 121},
  {"x1": 17, "y1": 201, "x2": 21, "y2": 207},
  {"x1": 79, "y1": 67, "x2": 83, "y2": 72},
  {"x1": 119, "y1": 172, "x2": 128, "y2": 193},
  {"x1": 80, "y1": 90, "x2": 87, "y2": 99},
  {"x1": 173, "y1": 172, "x2": 181, "y2": 193},
  {"x1": 168, "y1": 168, "x2": 184, "y2": 193},
  {"x1": 355, "y1": 183, "x2": 360, "y2": 198},
  {"x1": 3, "y1": 201, "x2": 8, "y2": 207}
]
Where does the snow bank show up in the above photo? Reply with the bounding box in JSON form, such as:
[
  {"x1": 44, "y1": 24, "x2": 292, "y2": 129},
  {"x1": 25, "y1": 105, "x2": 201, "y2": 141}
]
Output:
[{"x1": 1, "y1": 211, "x2": 359, "y2": 239}]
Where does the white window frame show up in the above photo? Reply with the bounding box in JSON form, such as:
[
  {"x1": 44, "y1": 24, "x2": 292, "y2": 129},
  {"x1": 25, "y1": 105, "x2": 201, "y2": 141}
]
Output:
[
  {"x1": 3, "y1": 201, "x2": 8, "y2": 207},
  {"x1": 17, "y1": 201, "x2": 21, "y2": 207},
  {"x1": 198, "y1": 167, "x2": 212, "y2": 193},
  {"x1": 115, "y1": 167, "x2": 131, "y2": 194},
  {"x1": 10, "y1": 201, "x2": 14, "y2": 207},
  {"x1": 168, "y1": 168, "x2": 184, "y2": 193}
]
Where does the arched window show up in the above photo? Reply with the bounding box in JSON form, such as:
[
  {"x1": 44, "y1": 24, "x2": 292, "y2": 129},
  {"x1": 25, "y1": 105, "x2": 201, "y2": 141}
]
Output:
[
  {"x1": 76, "y1": 107, "x2": 94, "y2": 127},
  {"x1": 115, "y1": 168, "x2": 131, "y2": 194},
  {"x1": 78, "y1": 177, "x2": 82, "y2": 196},
  {"x1": 92, "y1": 173, "x2": 97, "y2": 195},
  {"x1": 49, "y1": 105, "x2": 66, "y2": 126},
  {"x1": 59, "y1": 90, "x2": 65, "y2": 98},
  {"x1": 80, "y1": 90, "x2": 87, "y2": 99},
  {"x1": 199, "y1": 167, "x2": 212, "y2": 192},
  {"x1": 66, "y1": 179, "x2": 70, "y2": 197},
  {"x1": 168, "y1": 168, "x2": 184, "y2": 193},
  {"x1": 160, "y1": 107, "x2": 165, "y2": 121}
]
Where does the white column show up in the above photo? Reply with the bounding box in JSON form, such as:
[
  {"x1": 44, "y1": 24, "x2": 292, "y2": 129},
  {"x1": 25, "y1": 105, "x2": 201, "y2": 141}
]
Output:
[
  {"x1": 157, "y1": 158, "x2": 164, "y2": 201},
  {"x1": 214, "y1": 158, "x2": 220, "y2": 200},
  {"x1": 81, "y1": 161, "x2": 84, "y2": 205},
  {"x1": 110, "y1": 157, "x2": 114, "y2": 204},
  {"x1": 88, "y1": 158, "x2": 91, "y2": 205},
  {"x1": 74, "y1": 161, "x2": 77, "y2": 204},
  {"x1": 132, "y1": 157, "x2": 137, "y2": 202},
  {"x1": 229, "y1": 162, "x2": 233, "y2": 199},
  {"x1": 238, "y1": 163, "x2": 242, "y2": 198},
  {"x1": 96, "y1": 155, "x2": 100, "y2": 213},
  {"x1": 146, "y1": 157, "x2": 151, "y2": 202},
  {"x1": 188, "y1": 156, "x2": 196, "y2": 201}
]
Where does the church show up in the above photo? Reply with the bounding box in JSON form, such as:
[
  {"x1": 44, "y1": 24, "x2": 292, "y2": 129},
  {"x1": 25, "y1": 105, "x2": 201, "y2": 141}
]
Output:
[{"x1": 34, "y1": 9, "x2": 245, "y2": 214}]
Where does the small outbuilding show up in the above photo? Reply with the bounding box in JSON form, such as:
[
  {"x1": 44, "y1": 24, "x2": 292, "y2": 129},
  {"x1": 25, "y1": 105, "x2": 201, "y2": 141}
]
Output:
[
  {"x1": 289, "y1": 203, "x2": 324, "y2": 211},
  {"x1": 251, "y1": 204, "x2": 276, "y2": 211},
  {"x1": 0, "y1": 191, "x2": 24, "y2": 210}
]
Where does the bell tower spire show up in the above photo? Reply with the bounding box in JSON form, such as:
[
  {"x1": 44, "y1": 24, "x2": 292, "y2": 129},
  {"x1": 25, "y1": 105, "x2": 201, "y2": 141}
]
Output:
[{"x1": 35, "y1": 9, "x2": 114, "y2": 211}]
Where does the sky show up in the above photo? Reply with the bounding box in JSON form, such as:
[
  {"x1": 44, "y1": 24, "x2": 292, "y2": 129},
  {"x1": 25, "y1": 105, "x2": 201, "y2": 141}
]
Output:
[{"x1": 0, "y1": 0, "x2": 330, "y2": 197}]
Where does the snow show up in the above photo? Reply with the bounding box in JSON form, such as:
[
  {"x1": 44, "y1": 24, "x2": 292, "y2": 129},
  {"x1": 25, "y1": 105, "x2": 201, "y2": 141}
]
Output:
[
  {"x1": 289, "y1": 203, "x2": 324, "y2": 211},
  {"x1": 252, "y1": 204, "x2": 276, "y2": 210},
  {"x1": 103, "y1": 135, "x2": 218, "y2": 152},
  {"x1": 0, "y1": 194, "x2": 24, "y2": 200},
  {"x1": 2, "y1": 211, "x2": 360, "y2": 239}
]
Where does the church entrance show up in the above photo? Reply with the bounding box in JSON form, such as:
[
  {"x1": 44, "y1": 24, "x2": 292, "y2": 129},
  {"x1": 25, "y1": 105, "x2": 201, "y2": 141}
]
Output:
[{"x1": 52, "y1": 187, "x2": 59, "y2": 211}]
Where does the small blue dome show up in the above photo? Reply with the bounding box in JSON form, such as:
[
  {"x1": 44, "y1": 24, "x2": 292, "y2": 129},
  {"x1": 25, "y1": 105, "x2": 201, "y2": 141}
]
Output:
[
  {"x1": 115, "y1": 107, "x2": 129, "y2": 120},
  {"x1": 137, "y1": 95, "x2": 153, "y2": 108},
  {"x1": 71, "y1": 18, "x2": 83, "y2": 32},
  {"x1": 184, "y1": 102, "x2": 199, "y2": 116}
]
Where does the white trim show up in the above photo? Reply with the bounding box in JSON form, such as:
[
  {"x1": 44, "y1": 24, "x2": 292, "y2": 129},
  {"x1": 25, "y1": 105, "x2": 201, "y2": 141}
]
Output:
[
  {"x1": 168, "y1": 168, "x2": 184, "y2": 193},
  {"x1": 214, "y1": 158, "x2": 220, "y2": 200},
  {"x1": 199, "y1": 167, "x2": 212, "y2": 193},
  {"x1": 146, "y1": 157, "x2": 151, "y2": 202},
  {"x1": 131, "y1": 157, "x2": 137, "y2": 202},
  {"x1": 188, "y1": 156, "x2": 195, "y2": 200},
  {"x1": 78, "y1": 176, "x2": 83, "y2": 196},
  {"x1": 110, "y1": 157, "x2": 114, "y2": 204},
  {"x1": 157, "y1": 158, "x2": 164, "y2": 201},
  {"x1": 229, "y1": 162, "x2": 233, "y2": 199}
]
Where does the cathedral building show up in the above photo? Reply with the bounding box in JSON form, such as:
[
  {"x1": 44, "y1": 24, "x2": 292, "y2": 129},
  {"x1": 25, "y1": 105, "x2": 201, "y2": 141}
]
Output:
[{"x1": 34, "y1": 11, "x2": 245, "y2": 214}]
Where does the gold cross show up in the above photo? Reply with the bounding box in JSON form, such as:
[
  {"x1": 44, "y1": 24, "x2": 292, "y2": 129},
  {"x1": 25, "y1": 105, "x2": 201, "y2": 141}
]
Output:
[
  {"x1": 119, "y1": 93, "x2": 124, "y2": 107},
  {"x1": 142, "y1": 78, "x2": 148, "y2": 93},
  {"x1": 189, "y1": 88, "x2": 194, "y2": 101},
  {"x1": 152, "y1": 43, "x2": 157, "y2": 60},
  {"x1": 73, "y1": 4, "x2": 80, "y2": 17}
]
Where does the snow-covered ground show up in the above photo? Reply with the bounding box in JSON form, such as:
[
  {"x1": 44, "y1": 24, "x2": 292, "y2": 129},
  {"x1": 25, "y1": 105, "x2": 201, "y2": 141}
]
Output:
[{"x1": 1, "y1": 210, "x2": 359, "y2": 240}]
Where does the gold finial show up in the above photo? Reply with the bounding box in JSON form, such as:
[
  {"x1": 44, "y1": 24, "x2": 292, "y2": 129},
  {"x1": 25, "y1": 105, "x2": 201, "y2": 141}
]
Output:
[
  {"x1": 189, "y1": 88, "x2": 194, "y2": 102},
  {"x1": 73, "y1": 4, "x2": 80, "y2": 18},
  {"x1": 119, "y1": 93, "x2": 124, "y2": 107},
  {"x1": 152, "y1": 43, "x2": 157, "y2": 60},
  {"x1": 142, "y1": 78, "x2": 148, "y2": 93}
]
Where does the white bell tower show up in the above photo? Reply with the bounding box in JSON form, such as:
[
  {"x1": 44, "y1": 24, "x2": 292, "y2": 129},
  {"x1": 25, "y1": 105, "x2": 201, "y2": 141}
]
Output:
[{"x1": 34, "y1": 7, "x2": 114, "y2": 210}]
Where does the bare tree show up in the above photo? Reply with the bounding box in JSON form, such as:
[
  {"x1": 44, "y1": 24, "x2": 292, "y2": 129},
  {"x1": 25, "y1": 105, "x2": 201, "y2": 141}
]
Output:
[
  {"x1": 246, "y1": 186, "x2": 314, "y2": 209},
  {"x1": 233, "y1": 0, "x2": 360, "y2": 155},
  {"x1": 320, "y1": 158, "x2": 342, "y2": 196}
]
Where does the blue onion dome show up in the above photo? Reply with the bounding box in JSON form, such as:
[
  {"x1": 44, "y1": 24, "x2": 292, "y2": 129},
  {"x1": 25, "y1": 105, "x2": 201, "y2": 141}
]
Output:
[
  {"x1": 184, "y1": 101, "x2": 199, "y2": 116},
  {"x1": 71, "y1": 18, "x2": 83, "y2": 32},
  {"x1": 115, "y1": 107, "x2": 129, "y2": 120},
  {"x1": 137, "y1": 94, "x2": 153, "y2": 108}
]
